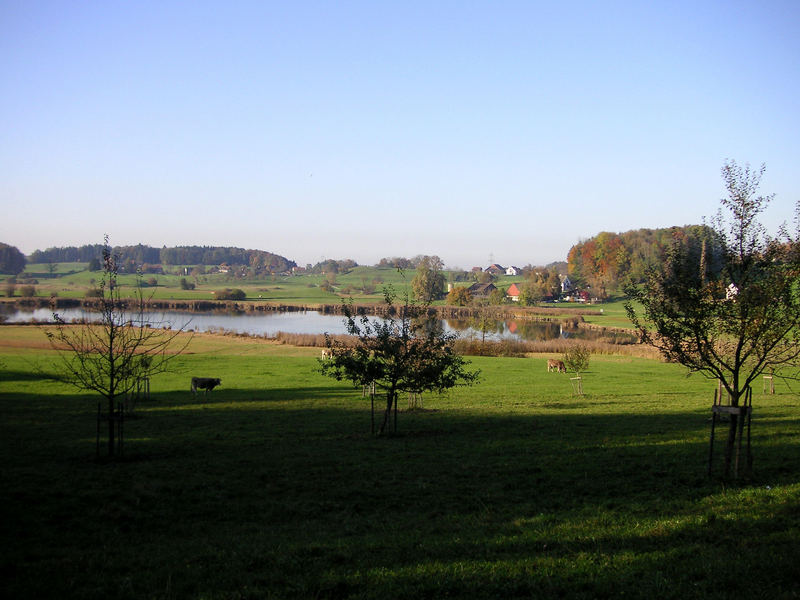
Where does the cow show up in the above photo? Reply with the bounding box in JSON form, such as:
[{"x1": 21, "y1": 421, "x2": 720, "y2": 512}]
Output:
[
  {"x1": 547, "y1": 359, "x2": 566, "y2": 373},
  {"x1": 320, "y1": 349, "x2": 330, "y2": 360},
  {"x1": 191, "y1": 377, "x2": 222, "y2": 395}
]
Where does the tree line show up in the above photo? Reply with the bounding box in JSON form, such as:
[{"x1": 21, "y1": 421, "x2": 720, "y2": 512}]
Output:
[
  {"x1": 27, "y1": 244, "x2": 296, "y2": 272},
  {"x1": 567, "y1": 224, "x2": 722, "y2": 297}
]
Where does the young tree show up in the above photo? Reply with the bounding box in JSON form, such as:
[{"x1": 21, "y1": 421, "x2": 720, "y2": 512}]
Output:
[
  {"x1": 320, "y1": 289, "x2": 479, "y2": 434},
  {"x1": 563, "y1": 343, "x2": 590, "y2": 375},
  {"x1": 625, "y1": 161, "x2": 800, "y2": 477},
  {"x1": 46, "y1": 238, "x2": 191, "y2": 457}
]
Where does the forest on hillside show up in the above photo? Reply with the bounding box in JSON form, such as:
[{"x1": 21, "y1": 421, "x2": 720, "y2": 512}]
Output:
[
  {"x1": 567, "y1": 225, "x2": 721, "y2": 297},
  {"x1": 28, "y1": 244, "x2": 296, "y2": 273}
]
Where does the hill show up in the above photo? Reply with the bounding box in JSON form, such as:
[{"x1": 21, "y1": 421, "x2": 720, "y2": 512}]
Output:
[{"x1": 28, "y1": 244, "x2": 296, "y2": 274}]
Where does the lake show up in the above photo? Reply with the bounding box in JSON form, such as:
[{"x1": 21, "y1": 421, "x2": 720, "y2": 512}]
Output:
[{"x1": 0, "y1": 306, "x2": 632, "y2": 343}]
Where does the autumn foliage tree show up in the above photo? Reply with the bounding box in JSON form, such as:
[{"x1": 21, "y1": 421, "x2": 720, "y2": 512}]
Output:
[
  {"x1": 568, "y1": 226, "x2": 716, "y2": 295},
  {"x1": 446, "y1": 285, "x2": 471, "y2": 306}
]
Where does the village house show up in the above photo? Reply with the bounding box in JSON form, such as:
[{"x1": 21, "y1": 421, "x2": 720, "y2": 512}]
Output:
[
  {"x1": 485, "y1": 264, "x2": 505, "y2": 275},
  {"x1": 561, "y1": 275, "x2": 575, "y2": 294},
  {"x1": 506, "y1": 282, "x2": 521, "y2": 302},
  {"x1": 505, "y1": 266, "x2": 521, "y2": 276}
]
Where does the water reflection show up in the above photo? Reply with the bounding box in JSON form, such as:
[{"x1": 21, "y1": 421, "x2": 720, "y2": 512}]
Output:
[{"x1": 0, "y1": 305, "x2": 635, "y2": 343}]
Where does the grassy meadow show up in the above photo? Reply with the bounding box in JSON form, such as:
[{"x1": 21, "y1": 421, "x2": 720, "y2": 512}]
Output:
[
  {"x1": 6, "y1": 262, "x2": 529, "y2": 307},
  {"x1": 1, "y1": 325, "x2": 799, "y2": 598},
  {"x1": 5, "y1": 263, "x2": 415, "y2": 304}
]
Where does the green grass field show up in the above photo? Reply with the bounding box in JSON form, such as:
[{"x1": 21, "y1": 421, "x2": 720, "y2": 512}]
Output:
[
  {"x1": 1, "y1": 326, "x2": 798, "y2": 598},
  {"x1": 9, "y1": 263, "x2": 418, "y2": 303},
  {"x1": 7, "y1": 263, "x2": 567, "y2": 313}
]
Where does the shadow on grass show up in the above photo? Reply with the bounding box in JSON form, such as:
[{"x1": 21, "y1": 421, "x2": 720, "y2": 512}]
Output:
[
  {"x1": 2, "y1": 387, "x2": 798, "y2": 599},
  {"x1": 0, "y1": 369, "x2": 61, "y2": 383}
]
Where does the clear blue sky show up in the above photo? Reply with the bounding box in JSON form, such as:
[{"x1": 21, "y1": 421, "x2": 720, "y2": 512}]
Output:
[{"x1": 2, "y1": 1, "x2": 798, "y2": 268}]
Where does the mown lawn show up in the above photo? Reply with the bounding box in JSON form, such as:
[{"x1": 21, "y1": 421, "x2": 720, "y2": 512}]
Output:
[{"x1": 1, "y1": 327, "x2": 798, "y2": 598}]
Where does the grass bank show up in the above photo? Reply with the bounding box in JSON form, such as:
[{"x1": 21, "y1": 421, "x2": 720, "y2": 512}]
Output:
[{"x1": 1, "y1": 327, "x2": 798, "y2": 598}]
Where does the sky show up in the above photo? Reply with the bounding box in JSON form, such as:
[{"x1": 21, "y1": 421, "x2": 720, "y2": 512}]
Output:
[{"x1": 1, "y1": 1, "x2": 799, "y2": 269}]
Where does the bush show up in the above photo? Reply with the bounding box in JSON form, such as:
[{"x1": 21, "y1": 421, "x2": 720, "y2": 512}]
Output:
[
  {"x1": 179, "y1": 278, "x2": 195, "y2": 290},
  {"x1": 563, "y1": 343, "x2": 591, "y2": 374},
  {"x1": 5, "y1": 283, "x2": 15, "y2": 297},
  {"x1": 19, "y1": 285, "x2": 36, "y2": 297},
  {"x1": 488, "y1": 288, "x2": 506, "y2": 305},
  {"x1": 215, "y1": 288, "x2": 246, "y2": 301},
  {"x1": 446, "y1": 286, "x2": 471, "y2": 306},
  {"x1": 85, "y1": 287, "x2": 103, "y2": 298}
]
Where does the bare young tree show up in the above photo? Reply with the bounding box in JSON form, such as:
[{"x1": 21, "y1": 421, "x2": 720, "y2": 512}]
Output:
[
  {"x1": 320, "y1": 287, "x2": 479, "y2": 434},
  {"x1": 625, "y1": 161, "x2": 800, "y2": 476},
  {"x1": 46, "y1": 238, "x2": 191, "y2": 456}
]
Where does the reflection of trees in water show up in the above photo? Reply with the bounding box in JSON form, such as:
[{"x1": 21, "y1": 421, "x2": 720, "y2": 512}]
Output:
[
  {"x1": 445, "y1": 317, "x2": 638, "y2": 344},
  {"x1": 414, "y1": 315, "x2": 446, "y2": 337},
  {"x1": 446, "y1": 318, "x2": 470, "y2": 331},
  {"x1": 506, "y1": 320, "x2": 562, "y2": 341},
  {"x1": 445, "y1": 318, "x2": 558, "y2": 341}
]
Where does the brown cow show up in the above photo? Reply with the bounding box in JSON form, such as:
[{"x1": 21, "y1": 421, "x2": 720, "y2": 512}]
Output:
[{"x1": 547, "y1": 359, "x2": 566, "y2": 373}]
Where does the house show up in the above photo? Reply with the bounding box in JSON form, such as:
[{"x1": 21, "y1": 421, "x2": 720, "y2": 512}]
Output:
[
  {"x1": 561, "y1": 276, "x2": 574, "y2": 294},
  {"x1": 505, "y1": 266, "x2": 521, "y2": 276},
  {"x1": 485, "y1": 264, "x2": 505, "y2": 275},
  {"x1": 506, "y1": 282, "x2": 521, "y2": 302},
  {"x1": 467, "y1": 282, "x2": 497, "y2": 297}
]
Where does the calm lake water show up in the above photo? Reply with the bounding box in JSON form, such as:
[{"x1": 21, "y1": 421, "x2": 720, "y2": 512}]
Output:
[{"x1": 0, "y1": 306, "x2": 632, "y2": 343}]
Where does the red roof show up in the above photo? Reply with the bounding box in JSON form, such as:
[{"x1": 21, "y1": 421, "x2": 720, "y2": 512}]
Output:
[{"x1": 506, "y1": 283, "x2": 521, "y2": 297}]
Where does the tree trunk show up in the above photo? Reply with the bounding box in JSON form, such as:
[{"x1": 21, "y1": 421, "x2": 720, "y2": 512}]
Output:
[
  {"x1": 107, "y1": 396, "x2": 115, "y2": 457},
  {"x1": 378, "y1": 390, "x2": 395, "y2": 435},
  {"x1": 722, "y1": 388, "x2": 743, "y2": 478},
  {"x1": 722, "y1": 413, "x2": 738, "y2": 478}
]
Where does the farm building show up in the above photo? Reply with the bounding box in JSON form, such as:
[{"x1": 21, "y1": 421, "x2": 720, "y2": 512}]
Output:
[
  {"x1": 485, "y1": 264, "x2": 505, "y2": 275},
  {"x1": 468, "y1": 282, "x2": 497, "y2": 297}
]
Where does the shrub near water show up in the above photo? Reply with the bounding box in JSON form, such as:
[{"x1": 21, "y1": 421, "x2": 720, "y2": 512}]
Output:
[{"x1": 215, "y1": 288, "x2": 246, "y2": 300}]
